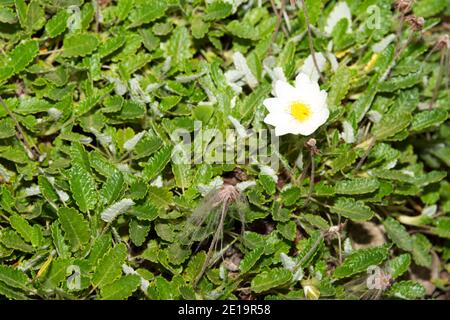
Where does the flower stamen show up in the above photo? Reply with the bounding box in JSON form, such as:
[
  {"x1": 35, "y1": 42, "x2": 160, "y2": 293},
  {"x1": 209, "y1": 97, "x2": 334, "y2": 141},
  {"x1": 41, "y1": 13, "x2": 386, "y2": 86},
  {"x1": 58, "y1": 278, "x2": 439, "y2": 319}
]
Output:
[{"x1": 290, "y1": 101, "x2": 311, "y2": 122}]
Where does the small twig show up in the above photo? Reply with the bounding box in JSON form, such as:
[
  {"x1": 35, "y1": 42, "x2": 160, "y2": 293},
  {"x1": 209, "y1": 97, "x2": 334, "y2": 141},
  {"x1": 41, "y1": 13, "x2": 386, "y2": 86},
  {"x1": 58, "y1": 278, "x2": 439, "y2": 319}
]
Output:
[
  {"x1": 269, "y1": 0, "x2": 286, "y2": 54},
  {"x1": 303, "y1": 138, "x2": 319, "y2": 207},
  {"x1": 394, "y1": 12, "x2": 406, "y2": 57},
  {"x1": 380, "y1": 31, "x2": 415, "y2": 82},
  {"x1": 355, "y1": 137, "x2": 376, "y2": 171},
  {"x1": 293, "y1": 232, "x2": 324, "y2": 273},
  {"x1": 193, "y1": 200, "x2": 228, "y2": 288},
  {"x1": 445, "y1": 49, "x2": 449, "y2": 93},
  {"x1": 94, "y1": 0, "x2": 101, "y2": 32},
  {"x1": 37, "y1": 49, "x2": 63, "y2": 56},
  {"x1": 303, "y1": 150, "x2": 315, "y2": 207},
  {"x1": 299, "y1": 0, "x2": 325, "y2": 83},
  {"x1": 337, "y1": 215, "x2": 343, "y2": 264}
]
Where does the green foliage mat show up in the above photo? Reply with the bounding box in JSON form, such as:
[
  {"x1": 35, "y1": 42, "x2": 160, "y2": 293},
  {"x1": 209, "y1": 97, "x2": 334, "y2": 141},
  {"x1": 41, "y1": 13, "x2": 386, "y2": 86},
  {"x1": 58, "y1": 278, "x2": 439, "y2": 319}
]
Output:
[{"x1": 0, "y1": 0, "x2": 449, "y2": 300}]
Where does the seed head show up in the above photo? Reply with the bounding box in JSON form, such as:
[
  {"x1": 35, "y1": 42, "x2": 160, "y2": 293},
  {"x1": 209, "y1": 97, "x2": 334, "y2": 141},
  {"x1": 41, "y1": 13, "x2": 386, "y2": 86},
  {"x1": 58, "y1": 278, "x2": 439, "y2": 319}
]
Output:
[
  {"x1": 436, "y1": 35, "x2": 450, "y2": 50},
  {"x1": 394, "y1": 0, "x2": 412, "y2": 14},
  {"x1": 405, "y1": 15, "x2": 425, "y2": 31},
  {"x1": 305, "y1": 138, "x2": 320, "y2": 155},
  {"x1": 213, "y1": 184, "x2": 240, "y2": 207}
]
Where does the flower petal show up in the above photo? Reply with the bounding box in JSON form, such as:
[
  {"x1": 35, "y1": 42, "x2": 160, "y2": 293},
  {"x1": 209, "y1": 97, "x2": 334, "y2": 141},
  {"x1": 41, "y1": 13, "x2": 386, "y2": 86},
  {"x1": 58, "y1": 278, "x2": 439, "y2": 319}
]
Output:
[
  {"x1": 263, "y1": 97, "x2": 284, "y2": 113},
  {"x1": 292, "y1": 121, "x2": 321, "y2": 136},
  {"x1": 324, "y1": 1, "x2": 352, "y2": 35},
  {"x1": 295, "y1": 72, "x2": 320, "y2": 93},
  {"x1": 263, "y1": 111, "x2": 292, "y2": 126},
  {"x1": 274, "y1": 80, "x2": 299, "y2": 101},
  {"x1": 275, "y1": 123, "x2": 297, "y2": 136},
  {"x1": 313, "y1": 107, "x2": 330, "y2": 126},
  {"x1": 297, "y1": 54, "x2": 327, "y2": 83}
]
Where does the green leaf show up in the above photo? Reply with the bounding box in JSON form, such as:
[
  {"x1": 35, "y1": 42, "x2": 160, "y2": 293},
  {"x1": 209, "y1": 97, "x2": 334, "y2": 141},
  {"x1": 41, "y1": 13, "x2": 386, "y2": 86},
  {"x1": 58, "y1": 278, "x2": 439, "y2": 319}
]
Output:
[
  {"x1": 280, "y1": 187, "x2": 301, "y2": 206},
  {"x1": 304, "y1": 0, "x2": 323, "y2": 25},
  {"x1": 58, "y1": 207, "x2": 90, "y2": 252},
  {"x1": 383, "y1": 217, "x2": 413, "y2": 251},
  {"x1": 413, "y1": 0, "x2": 447, "y2": 17},
  {"x1": 411, "y1": 234, "x2": 432, "y2": 267},
  {"x1": 129, "y1": 219, "x2": 151, "y2": 247},
  {"x1": 372, "y1": 111, "x2": 412, "y2": 140},
  {"x1": 0, "y1": 7, "x2": 17, "y2": 24},
  {"x1": 165, "y1": 26, "x2": 192, "y2": 66},
  {"x1": 38, "y1": 175, "x2": 59, "y2": 204},
  {"x1": 251, "y1": 268, "x2": 292, "y2": 293},
  {"x1": 335, "y1": 178, "x2": 380, "y2": 195},
  {"x1": 100, "y1": 274, "x2": 140, "y2": 300},
  {"x1": 129, "y1": 0, "x2": 168, "y2": 28},
  {"x1": 142, "y1": 145, "x2": 173, "y2": 182},
  {"x1": 0, "y1": 229, "x2": 34, "y2": 253},
  {"x1": 378, "y1": 72, "x2": 422, "y2": 92},
  {"x1": 0, "y1": 280, "x2": 29, "y2": 300},
  {"x1": 277, "y1": 221, "x2": 297, "y2": 241},
  {"x1": 386, "y1": 254, "x2": 411, "y2": 279},
  {"x1": 46, "y1": 10, "x2": 69, "y2": 38},
  {"x1": 117, "y1": 0, "x2": 133, "y2": 21},
  {"x1": 240, "y1": 247, "x2": 264, "y2": 274},
  {"x1": 259, "y1": 174, "x2": 276, "y2": 195},
  {"x1": 62, "y1": 33, "x2": 99, "y2": 57},
  {"x1": 328, "y1": 65, "x2": 352, "y2": 108},
  {"x1": 0, "y1": 118, "x2": 15, "y2": 139},
  {"x1": 100, "y1": 170, "x2": 125, "y2": 205},
  {"x1": 147, "y1": 186, "x2": 173, "y2": 208},
  {"x1": 9, "y1": 215, "x2": 33, "y2": 244},
  {"x1": 329, "y1": 147, "x2": 358, "y2": 174},
  {"x1": 153, "y1": 275, "x2": 177, "y2": 299},
  {"x1": 237, "y1": 84, "x2": 271, "y2": 125},
  {"x1": 387, "y1": 280, "x2": 426, "y2": 299},
  {"x1": 0, "y1": 265, "x2": 30, "y2": 290},
  {"x1": 70, "y1": 142, "x2": 91, "y2": 172},
  {"x1": 9, "y1": 40, "x2": 39, "y2": 75},
  {"x1": 98, "y1": 35, "x2": 126, "y2": 58},
  {"x1": 69, "y1": 164, "x2": 98, "y2": 213},
  {"x1": 296, "y1": 231, "x2": 323, "y2": 267},
  {"x1": 333, "y1": 245, "x2": 390, "y2": 279},
  {"x1": 411, "y1": 109, "x2": 448, "y2": 132},
  {"x1": 302, "y1": 214, "x2": 330, "y2": 231},
  {"x1": 87, "y1": 233, "x2": 112, "y2": 266},
  {"x1": 191, "y1": 16, "x2": 209, "y2": 39},
  {"x1": 15, "y1": 0, "x2": 27, "y2": 29},
  {"x1": 93, "y1": 243, "x2": 127, "y2": 288},
  {"x1": 349, "y1": 74, "x2": 380, "y2": 123},
  {"x1": 26, "y1": 0, "x2": 45, "y2": 31},
  {"x1": 205, "y1": 1, "x2": 233, "y2": 21},
  {"x1": 129, "y1": 203, "x2": 158, "y2": 221},
  {"x1": 51, "y1": 222, "x2": 70, "y2": 259},
  {"x1": 227, "y1": 20, "x2": 259, "y2": 40},
  {"x1": 184, "y1": 251, "x2": 206, "y2": 282},
  {"x1": 43, "y1": 258, "x2": 71, "y2": 289},
  {"x1": 432, "y1": 217, "x2": 450, "y2": 239},
  {"x1": 172, "y1": 162, "x2": 192, "y2": 190},
  {"x1": 330, "y1": 198, "x2": 374, "y2": 221}
]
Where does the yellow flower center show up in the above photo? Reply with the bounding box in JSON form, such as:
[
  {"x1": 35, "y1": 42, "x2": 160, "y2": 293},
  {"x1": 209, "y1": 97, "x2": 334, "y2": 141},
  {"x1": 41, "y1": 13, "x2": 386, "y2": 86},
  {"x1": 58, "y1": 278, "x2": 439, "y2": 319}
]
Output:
[{"x1": 290, "y1": 101, "x2": 311, "y2": 122}]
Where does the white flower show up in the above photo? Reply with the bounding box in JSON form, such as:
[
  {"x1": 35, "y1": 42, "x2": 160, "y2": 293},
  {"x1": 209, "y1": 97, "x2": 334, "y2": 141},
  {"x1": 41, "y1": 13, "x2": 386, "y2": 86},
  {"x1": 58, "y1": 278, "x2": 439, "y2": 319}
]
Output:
[
  {"x1": 297, "y1": 52, "x2": 327, "y2": 83},
  {"x1": 263, "y1": 73, "x2": 329, "y2": 136},
  {"x1": 324, "y1": 1, "x2": 352, "y2": 35}
]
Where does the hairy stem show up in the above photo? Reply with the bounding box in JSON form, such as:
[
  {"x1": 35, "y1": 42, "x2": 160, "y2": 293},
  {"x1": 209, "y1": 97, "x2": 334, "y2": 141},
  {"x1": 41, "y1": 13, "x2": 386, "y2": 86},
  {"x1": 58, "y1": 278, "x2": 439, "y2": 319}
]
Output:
[{"x1": 299, "y1": 0, "x2": 325, "y2": 83}]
